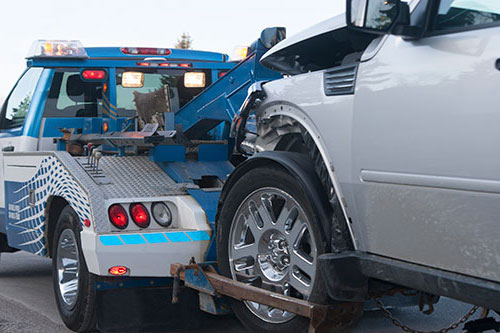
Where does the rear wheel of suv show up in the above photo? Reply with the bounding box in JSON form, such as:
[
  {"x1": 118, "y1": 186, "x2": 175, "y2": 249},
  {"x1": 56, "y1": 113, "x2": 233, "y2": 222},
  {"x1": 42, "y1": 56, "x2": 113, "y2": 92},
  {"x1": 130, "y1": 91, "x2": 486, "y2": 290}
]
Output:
[
  {"x1": 217, "y1": 165, "x2": 362, "y2": 332},
  {"x1": 52, "y1": 206, "x2": 97, "y2": 332}
]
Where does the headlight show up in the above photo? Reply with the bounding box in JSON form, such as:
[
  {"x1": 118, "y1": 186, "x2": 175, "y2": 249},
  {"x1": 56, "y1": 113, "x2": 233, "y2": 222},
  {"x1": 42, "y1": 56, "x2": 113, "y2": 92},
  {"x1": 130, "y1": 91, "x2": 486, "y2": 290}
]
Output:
[{"x1": 152, "y1": 202, "x2": 172, "y2": 227}]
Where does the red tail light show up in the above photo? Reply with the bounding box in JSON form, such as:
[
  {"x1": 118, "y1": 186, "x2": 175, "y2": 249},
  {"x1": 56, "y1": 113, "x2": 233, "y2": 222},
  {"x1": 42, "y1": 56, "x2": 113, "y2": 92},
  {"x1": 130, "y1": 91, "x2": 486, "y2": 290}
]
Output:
[
  {"x1": 82, "y1": 70, "x2": 106, "y2": 80},
  {"x1": 108, "y1": 204, "x2": 128, "y2": 229},
  {"x1": 129, "y1": 203, "x2": 150, "y2": 228},
  {"x1": 109, "y1": 266, "x2": 129, "y2": 276},
  {"x1": 121, "y1": 47, "x2": 171, "y2": 56},
  {"x1": 219, "y1": 71, "x2": 228, "y2": 78}
]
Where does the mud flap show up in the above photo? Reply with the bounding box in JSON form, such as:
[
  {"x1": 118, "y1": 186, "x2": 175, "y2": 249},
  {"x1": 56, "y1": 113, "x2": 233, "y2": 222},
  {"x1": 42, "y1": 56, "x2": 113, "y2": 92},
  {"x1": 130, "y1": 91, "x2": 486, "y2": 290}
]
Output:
[{"x1": 95, "y1": 278, "x2": 232, "y2": 332}]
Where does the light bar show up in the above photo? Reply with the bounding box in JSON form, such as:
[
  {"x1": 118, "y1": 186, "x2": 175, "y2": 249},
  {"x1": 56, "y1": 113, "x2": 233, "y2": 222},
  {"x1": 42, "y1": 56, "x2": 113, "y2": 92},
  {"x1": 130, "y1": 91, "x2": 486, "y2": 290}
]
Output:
[
  {"x1": 121, "y1": 47, "x2": 171, "y2": 56},
  {"x1": 27, "y1": 40, "x2": 88, "y2": 59}
]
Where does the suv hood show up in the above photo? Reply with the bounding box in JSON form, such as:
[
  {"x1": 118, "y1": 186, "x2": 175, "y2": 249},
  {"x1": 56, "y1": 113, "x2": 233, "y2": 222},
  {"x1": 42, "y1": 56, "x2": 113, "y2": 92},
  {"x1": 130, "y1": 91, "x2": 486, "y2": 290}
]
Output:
[{"x1": 260, "y1": 14, "x2": 347, "y2": 75}]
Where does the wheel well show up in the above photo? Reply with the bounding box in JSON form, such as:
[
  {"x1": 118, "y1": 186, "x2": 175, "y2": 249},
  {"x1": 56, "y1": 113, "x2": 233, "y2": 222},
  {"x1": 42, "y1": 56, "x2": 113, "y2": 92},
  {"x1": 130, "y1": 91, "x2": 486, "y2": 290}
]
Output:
[
  {"x1": 219, "y1": 152, "x2": 334, "y2": 249},
  {"x1": 252, "y1": 114, "x2": 354, "y2": 252},
  {"x1": 46, "y1": 196, "x2": 69, "y2": 258},
  {"x1": 260, "y1": 116, "x2": 335, "y2": 202}
]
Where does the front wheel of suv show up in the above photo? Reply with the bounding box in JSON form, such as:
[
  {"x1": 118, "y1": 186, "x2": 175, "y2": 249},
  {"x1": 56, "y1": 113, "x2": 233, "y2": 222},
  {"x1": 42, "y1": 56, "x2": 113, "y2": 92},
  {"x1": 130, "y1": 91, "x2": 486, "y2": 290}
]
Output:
[{"x1": 217, "y1": 164, "x2": 362, "y2": 332}]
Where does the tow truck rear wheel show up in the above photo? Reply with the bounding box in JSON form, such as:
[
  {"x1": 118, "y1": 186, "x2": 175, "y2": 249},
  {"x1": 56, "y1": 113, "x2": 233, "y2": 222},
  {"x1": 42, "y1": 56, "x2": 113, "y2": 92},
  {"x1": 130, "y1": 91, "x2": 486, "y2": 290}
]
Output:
[
  {"x1": 217, "y1": 165, "x2": 361, "y2": 332},
  {"x1": 52, "y1": 206, "x2": 97, "y2": 332}
]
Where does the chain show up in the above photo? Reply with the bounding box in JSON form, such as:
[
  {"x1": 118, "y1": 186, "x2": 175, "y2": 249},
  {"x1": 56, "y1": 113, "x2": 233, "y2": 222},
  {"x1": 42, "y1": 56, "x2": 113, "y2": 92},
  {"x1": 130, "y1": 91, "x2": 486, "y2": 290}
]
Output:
[{"x1": 374, "y1": 298, "x2": 480, "y2": 333}]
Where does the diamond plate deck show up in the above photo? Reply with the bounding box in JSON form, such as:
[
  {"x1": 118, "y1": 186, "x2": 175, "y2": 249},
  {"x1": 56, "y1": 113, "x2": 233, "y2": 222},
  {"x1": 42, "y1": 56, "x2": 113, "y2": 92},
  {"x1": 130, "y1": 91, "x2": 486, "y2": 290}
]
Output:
[
  {"x1": 55, "y1": 153, "x2": 188, "y2": 233},
  {"x1": 95, "y1": 156, "x2": 186, "y2": 199}
]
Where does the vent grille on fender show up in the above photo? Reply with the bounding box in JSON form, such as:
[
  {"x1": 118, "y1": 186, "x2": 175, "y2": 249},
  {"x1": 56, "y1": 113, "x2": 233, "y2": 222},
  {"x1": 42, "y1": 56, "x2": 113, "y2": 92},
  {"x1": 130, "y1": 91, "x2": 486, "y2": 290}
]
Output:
[{"x1": 323, "y1": 63, "x2": 359, "y2": 96}]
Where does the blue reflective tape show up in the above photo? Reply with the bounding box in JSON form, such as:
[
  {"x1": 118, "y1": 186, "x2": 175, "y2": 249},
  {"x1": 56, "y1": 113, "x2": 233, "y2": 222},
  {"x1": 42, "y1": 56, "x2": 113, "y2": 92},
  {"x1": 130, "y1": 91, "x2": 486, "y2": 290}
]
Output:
[
  {"x1": 120, "y1": 234, "x2": 147, "y2": 245},
  {"x1": 100, "y1": 235, "x2": 124, "y2": 246},
  {"x1": 165, "y1": 232, "x2": 191, "y2": 243},
  {"x1": 143, "y1": 233, "x2": 169, "y2": 244},
  {"x1": 185, "y1": 231, "x2": 211, "y2": 241}
]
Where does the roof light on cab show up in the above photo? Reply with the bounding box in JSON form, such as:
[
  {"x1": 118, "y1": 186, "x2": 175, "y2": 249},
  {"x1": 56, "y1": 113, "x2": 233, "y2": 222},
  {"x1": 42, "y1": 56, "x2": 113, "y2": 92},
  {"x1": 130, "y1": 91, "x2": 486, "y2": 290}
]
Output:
[
  {"x1": 184, "y1": 72, "x2": 206, "y2": 88},
  {"x1": 121, "y1": 72, "x2": 144, "y2": 88},
  {"x1": 27, "y1": 40, "x2": 88, "y2": 59}
]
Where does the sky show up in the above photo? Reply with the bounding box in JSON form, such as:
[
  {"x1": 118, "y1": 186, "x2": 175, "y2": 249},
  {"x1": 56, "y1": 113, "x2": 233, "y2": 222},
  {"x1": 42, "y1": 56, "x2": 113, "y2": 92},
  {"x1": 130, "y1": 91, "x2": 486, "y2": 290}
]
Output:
[{"x1": 0, "y1": 0, "x2": 345, "y2": 103}]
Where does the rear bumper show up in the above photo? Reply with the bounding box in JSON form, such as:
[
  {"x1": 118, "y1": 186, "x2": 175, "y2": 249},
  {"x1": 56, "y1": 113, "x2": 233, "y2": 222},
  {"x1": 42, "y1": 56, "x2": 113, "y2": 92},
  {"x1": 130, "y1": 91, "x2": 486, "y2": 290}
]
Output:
[
  {"x1": 318, "y1": 251, "x2": 500, "y2": 311},
  {"x1": 81, "y1": 230, "x2": 211, "y2": 277}
]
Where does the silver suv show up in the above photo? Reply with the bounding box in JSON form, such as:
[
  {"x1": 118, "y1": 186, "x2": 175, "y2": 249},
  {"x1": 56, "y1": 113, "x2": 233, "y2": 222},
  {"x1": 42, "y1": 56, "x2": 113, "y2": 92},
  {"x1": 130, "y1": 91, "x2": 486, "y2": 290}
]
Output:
[{"x1": 216, "y1": 0, "x2": 500, "y2": 331}]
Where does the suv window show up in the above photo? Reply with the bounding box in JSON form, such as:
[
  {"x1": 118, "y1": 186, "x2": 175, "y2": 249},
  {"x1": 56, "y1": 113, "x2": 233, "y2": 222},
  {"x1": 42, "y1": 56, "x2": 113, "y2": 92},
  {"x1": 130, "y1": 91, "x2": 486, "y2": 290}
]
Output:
[
  {"x1": 43, "y1": 69, "x2": 103, "y2": 118},
  {"x1": 2, "y1": 67, "x2": 43, "y2": 129},
  {"x1": 436, "y1": 0, "x2": 500, "y2": 30}
]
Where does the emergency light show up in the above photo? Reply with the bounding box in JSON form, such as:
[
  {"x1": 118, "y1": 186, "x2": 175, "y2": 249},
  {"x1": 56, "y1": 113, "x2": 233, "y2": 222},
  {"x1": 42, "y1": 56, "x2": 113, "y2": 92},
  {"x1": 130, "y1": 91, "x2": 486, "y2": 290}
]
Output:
[
  {"x1": 232, "y1": 46, "x2": 249, "y2": 61},
  {"x1": 27, "y1": 40, "x2": 88, "y2": 59}
]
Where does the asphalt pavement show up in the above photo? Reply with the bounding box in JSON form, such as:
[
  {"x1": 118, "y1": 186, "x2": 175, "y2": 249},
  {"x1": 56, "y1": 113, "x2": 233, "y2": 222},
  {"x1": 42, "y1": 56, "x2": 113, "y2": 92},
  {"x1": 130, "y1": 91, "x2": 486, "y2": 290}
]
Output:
[{"x1": 0, "y1": 251, "x2": 497, "y2": 332}]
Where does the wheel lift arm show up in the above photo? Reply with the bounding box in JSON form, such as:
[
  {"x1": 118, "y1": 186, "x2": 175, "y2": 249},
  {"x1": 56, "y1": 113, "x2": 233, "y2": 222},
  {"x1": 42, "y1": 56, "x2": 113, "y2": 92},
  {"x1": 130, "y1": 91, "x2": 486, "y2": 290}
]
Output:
[{"x1": 170, "y1": 263, "x2": 359, "y2": 332}]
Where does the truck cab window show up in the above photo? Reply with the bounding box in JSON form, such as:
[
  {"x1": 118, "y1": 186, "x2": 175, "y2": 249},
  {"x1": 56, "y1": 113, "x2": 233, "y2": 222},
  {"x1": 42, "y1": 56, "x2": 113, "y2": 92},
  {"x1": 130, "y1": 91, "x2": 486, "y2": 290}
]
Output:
[
  {"x1": 43, "y1": 70, "x2": 103, "y2": 118},
  {"x1": 115, "y1": 69, "x2": 210, "y2": 117},
  {"x1": 436, "y1": 0, "x2": 500, "y2": 30},
  {"x1": 1, "y1": 67, "x2": 43, "y2": 129}
]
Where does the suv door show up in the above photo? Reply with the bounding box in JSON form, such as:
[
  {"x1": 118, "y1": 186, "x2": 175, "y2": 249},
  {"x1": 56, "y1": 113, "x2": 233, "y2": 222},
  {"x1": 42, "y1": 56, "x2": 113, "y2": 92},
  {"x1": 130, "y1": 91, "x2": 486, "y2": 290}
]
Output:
[{"x1": 351, "y1": 1, "x2": 500, "y2": 282}]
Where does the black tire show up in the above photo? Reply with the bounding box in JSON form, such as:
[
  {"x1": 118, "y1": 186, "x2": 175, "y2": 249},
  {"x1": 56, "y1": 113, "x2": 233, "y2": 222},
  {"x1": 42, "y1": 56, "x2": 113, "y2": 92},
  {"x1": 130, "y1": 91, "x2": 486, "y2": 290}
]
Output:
[
  {"x1": 52, "y1": 206, "x2": 97, "y2": 332},
  {"x1": 217, "y1": 165, "x2": 361, "y2": 332}
]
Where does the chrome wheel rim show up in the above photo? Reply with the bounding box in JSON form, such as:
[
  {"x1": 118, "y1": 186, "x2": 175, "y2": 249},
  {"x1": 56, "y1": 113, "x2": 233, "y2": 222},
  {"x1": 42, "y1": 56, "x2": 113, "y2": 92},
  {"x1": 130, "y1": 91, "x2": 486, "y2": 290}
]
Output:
[
  {"x1": 56, "y1": 229, "x2": 80, "y2": 310},
  {"x1": 229, "y1": 187, "x2": 317, "y2": 324}
]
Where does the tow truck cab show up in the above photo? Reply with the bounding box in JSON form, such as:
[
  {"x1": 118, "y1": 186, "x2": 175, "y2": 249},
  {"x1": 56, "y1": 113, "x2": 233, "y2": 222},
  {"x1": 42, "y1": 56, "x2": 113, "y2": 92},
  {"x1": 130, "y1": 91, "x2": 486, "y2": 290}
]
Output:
[{"x1": 0, "y1": 41, "x2": 234, "y2": 233}]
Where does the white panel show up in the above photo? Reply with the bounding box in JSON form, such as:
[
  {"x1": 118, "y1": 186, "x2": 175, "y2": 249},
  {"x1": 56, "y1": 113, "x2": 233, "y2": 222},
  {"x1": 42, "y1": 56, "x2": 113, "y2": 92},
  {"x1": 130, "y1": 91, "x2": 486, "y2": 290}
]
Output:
[
  {"x1": 0, "y1": 136, "x2": 39, "y2": 208},
  {"x1": 4, "y1": 154, "x2": 47, "y2": 182}
]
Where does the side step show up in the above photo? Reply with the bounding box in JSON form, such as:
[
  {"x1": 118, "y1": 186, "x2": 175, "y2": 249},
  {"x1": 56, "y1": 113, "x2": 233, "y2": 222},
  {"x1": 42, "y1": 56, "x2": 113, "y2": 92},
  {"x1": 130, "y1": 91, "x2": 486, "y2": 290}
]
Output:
[{"x1": 318, "y1": 251, "x2": 500, "y2": 311}]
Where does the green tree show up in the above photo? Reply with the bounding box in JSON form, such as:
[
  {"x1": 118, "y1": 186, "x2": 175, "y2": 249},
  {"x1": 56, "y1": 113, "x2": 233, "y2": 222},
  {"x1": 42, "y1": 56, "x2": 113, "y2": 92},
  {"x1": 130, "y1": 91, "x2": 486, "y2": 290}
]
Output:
[
  {"x1": 11, "y1": 95, "x2": 31, "y2": 120},
  {"x1": 175, "y1": 33, "x2": 193, "y2": 49}
]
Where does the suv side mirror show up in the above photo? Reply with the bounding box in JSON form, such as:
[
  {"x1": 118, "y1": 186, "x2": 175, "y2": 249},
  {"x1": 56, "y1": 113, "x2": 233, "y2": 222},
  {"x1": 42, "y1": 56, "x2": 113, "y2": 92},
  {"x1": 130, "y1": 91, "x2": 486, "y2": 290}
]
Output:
[
  {"x1": 259, "y1": 27, "x2": 286, "y2": 49},
  {"x1": 346, "y1": 0, "x2": 404, "y2": 34}
]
